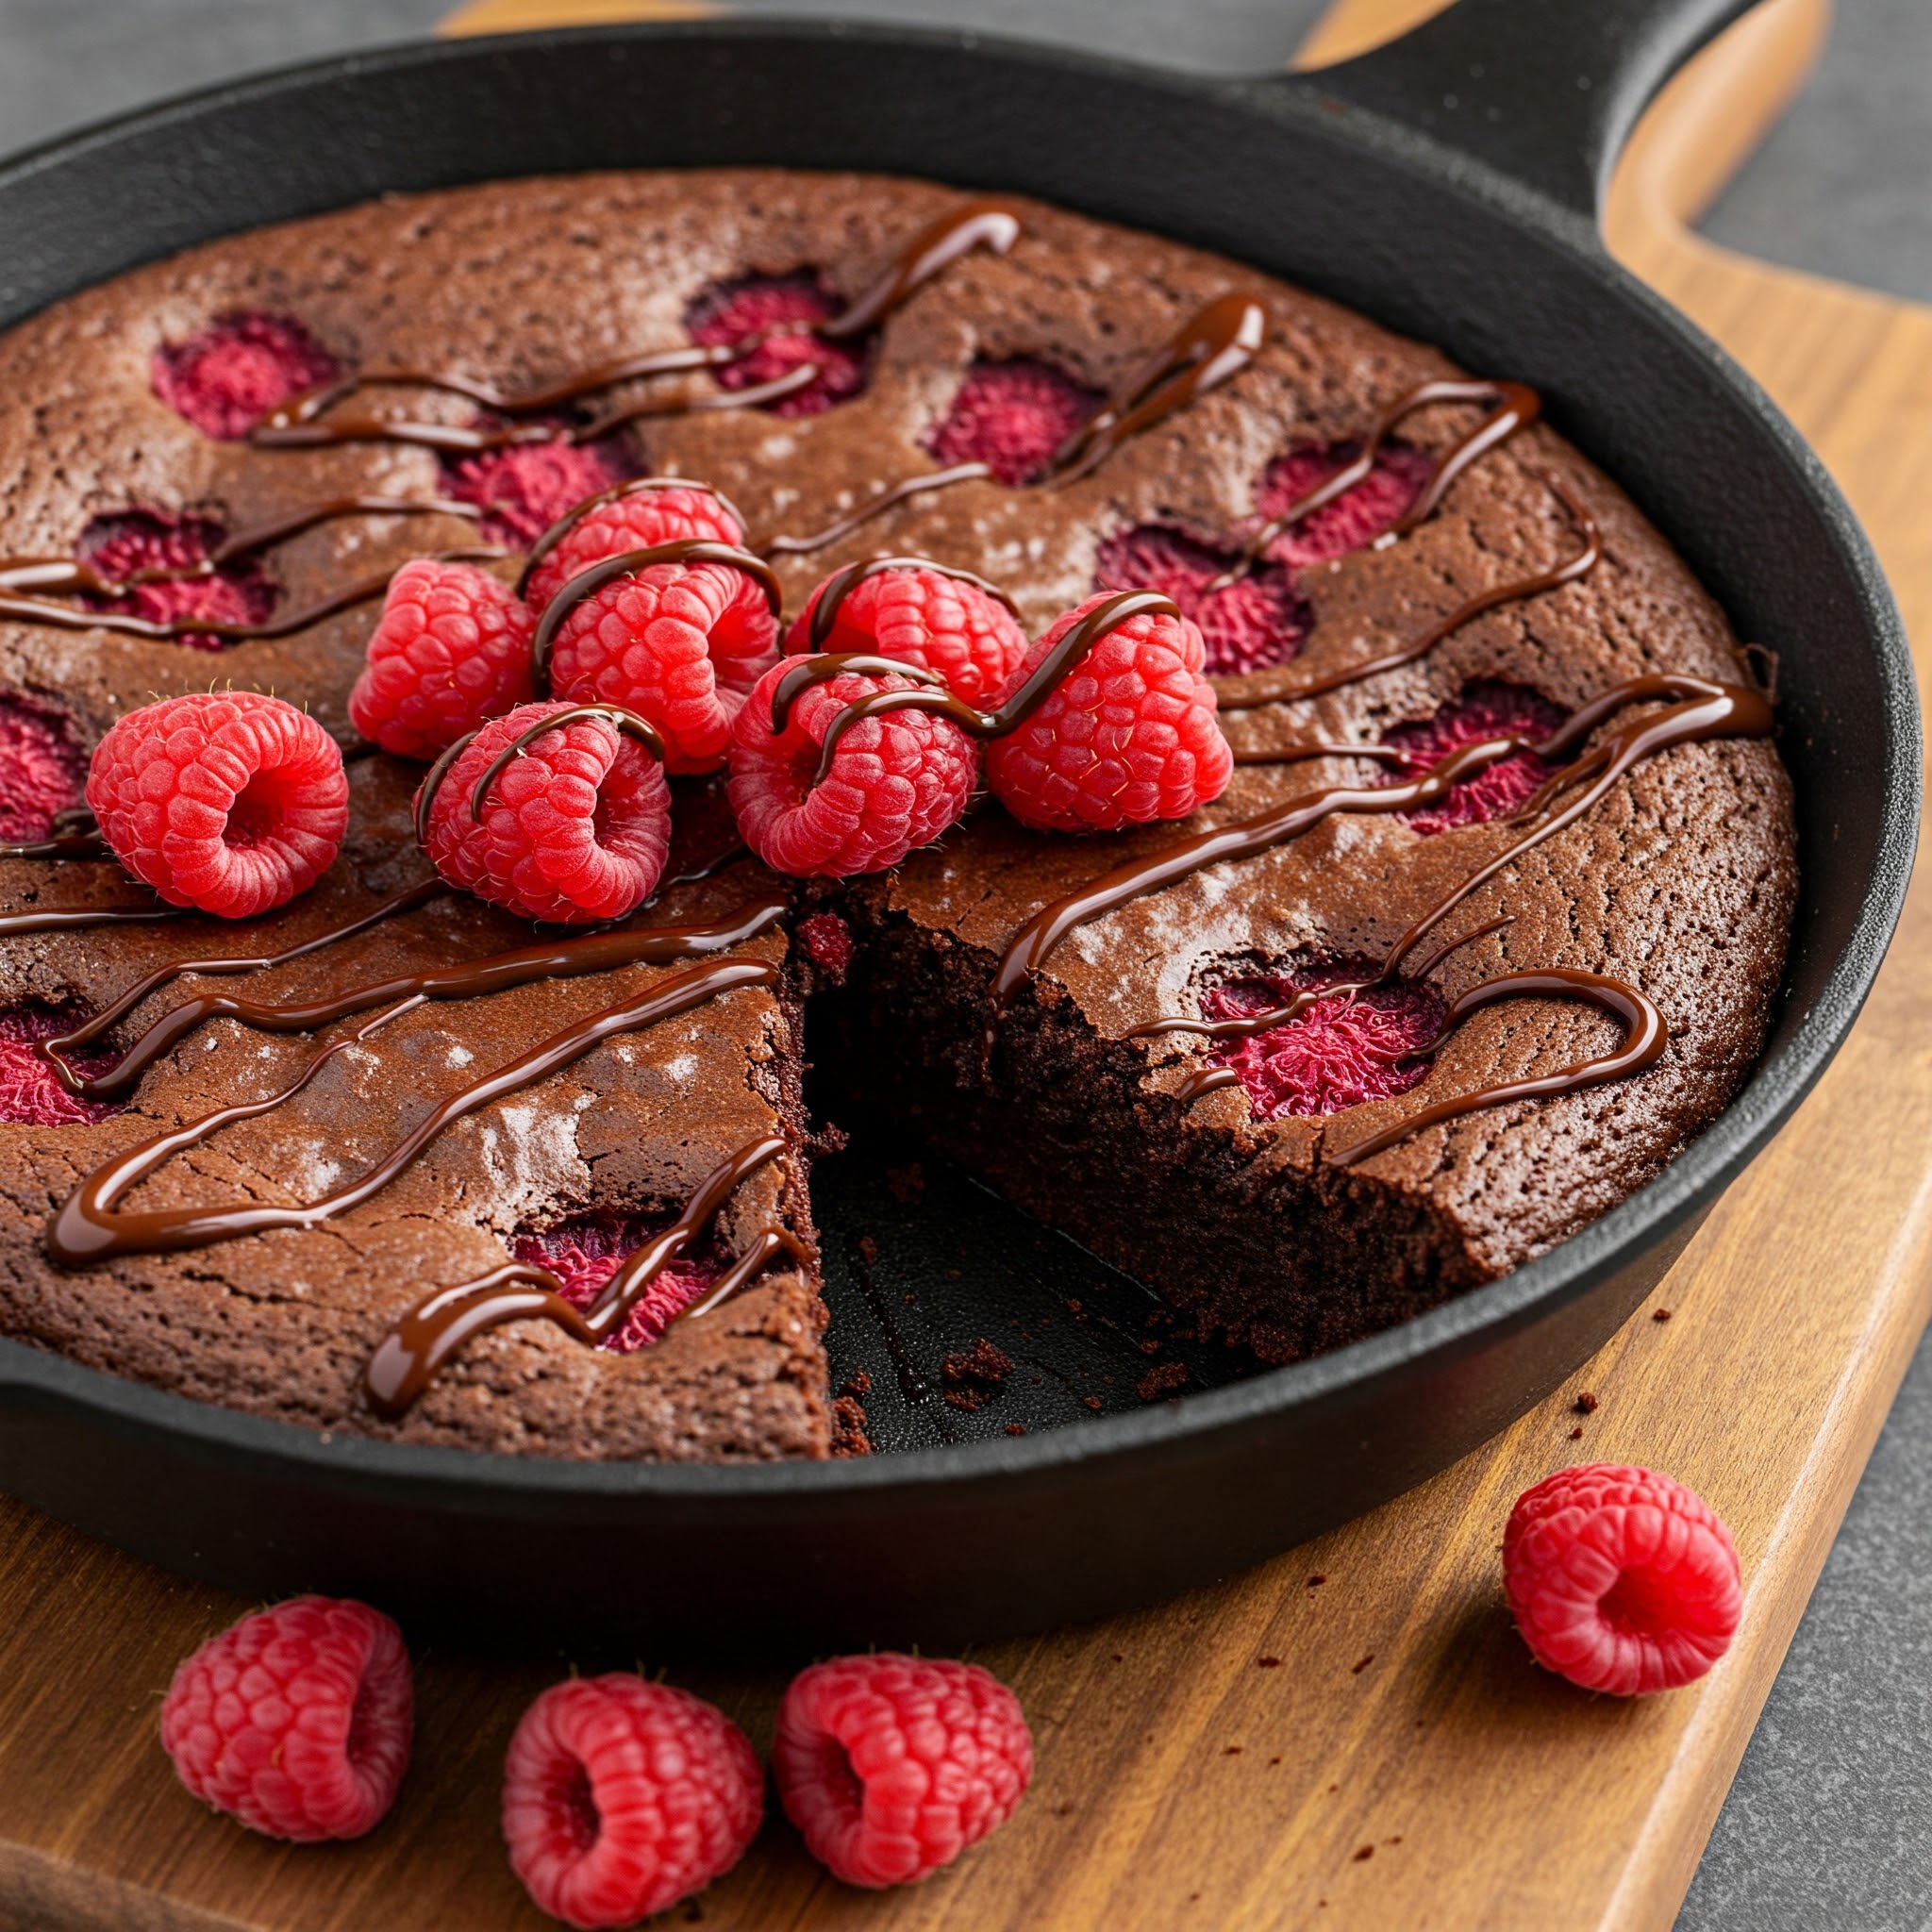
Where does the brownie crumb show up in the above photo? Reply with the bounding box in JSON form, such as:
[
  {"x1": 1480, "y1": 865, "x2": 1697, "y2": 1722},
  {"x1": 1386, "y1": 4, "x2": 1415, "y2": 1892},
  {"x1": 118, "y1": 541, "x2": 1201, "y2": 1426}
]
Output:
[
  {"x1": 1138, "y1": 1360, "x2": 1191, "y2": 1402},
  {"x1": 1081, "y1": 1394, "x2": 1105, "y2": 1412},
  {"x1": 1257, "y1": 1656, "x2": 1282, "y2": 1669},
  {"x1": 1307, "y1": 1574, "x2": 1327, "y2": 1589},
  {"x1": 839, "y1": 1370, "x2": 872, "y2": 1399},
  {"x1": 1005, "y1": 1422, "x2": 1027, "y2": 1437},
  {"x1": 1654, "y1": 1307, "x2": 1673, "y2": 1322},
  {"x1": 941, "y1": 1337, "x2": 1015, "y2": 1411},
  {"x1": 1568, "y1": 1425, "x2": 1585, "y2": 1440},
  {"x1": 884, "y1": 1161, "x2": 925, "y2": 1203},
  {"x1": 1574, "y1": 1391, "x2": 1600, "y2": 1415},
  {"x1": 1224, "y1": 1745, "x2": 1242, "y2": 1755},
  {"x1": 1353, "y1": 1845, "x2": 1374, "y2": 1863},
  {"x1": 1351, "y1": 1654, "x2": 1374, "y2": 1674},
  {"x1": 829, "y1": 1395, "x2": 872, "y2": 1457}
]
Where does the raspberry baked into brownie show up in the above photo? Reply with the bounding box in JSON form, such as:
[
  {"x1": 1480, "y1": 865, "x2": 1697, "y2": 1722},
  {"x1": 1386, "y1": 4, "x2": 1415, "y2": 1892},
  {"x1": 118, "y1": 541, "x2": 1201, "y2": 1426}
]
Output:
[{"x1": 0, "y1": 170, "x2": 1794, "y2": 1457}]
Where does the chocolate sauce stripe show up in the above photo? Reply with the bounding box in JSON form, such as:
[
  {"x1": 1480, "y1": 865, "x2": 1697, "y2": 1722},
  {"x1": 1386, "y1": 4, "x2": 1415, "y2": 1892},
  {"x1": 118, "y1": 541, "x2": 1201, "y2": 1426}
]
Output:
[
  {"x1": 518, "y1": 476, "x2": 753, "y2": 596},
  {"x1": 0, "y1": 545, "x2": 504, "y2": 644},
  {"x1": 1211, "y1": 377, "x2": 1542, "y2": 590},
  {"x1": 778, "y1": 591, "x2": 1178, "y2": 787},
  {"x1": 805, "y1": 554, "x2": 1020, "y2": 652},
  {"x1": 762, "y1": 463, "x2": 992, "y2": 558},
  {"x1": 47, "y1": 891, "x2": 785, "y2": 1104},
  {"x1": 1213, "y1": 478, "x2": 1599, "y2": 713},
  {"x1": 360, "y1": 1134, "x2": 790, "y2": 1419},
  {"x1": 253, "y1": 200, "x2": 1024, "y2": 458},
  {"x1": 468, "y1": 705, "x2": 668, "y2": 824},
  {"x1": 990, "y1": 677, "x2": 1774, "y2": 1158},
  {"x1": 0, "y1": 904, "x2": 184, "y2": 938},
  {"x1": 45, "y1": 953, "x2": 779, "y2": 1265}
]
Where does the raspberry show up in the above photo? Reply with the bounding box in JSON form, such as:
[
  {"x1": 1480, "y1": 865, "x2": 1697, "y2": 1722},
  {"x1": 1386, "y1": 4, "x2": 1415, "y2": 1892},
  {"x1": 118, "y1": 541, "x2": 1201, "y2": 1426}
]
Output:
[
  {"x1": 1202, "y1": 960, "x2": 1444, "y2": 1119},
  {"x1": 546, "y1": 558, "x2": 779, "y2": 775},
  {"x1": 524, "y1": 485, "x2": 746, "y2": 617},
  {"x1": 76, "y1": 509, "x2": 278, "y2": 653},
  {"x1": 0, "y1": 691, "x2": 87, "y2": 841},
  {"x1": 686, "y1": 271, "x2": 870, "y2": 418},
  {"x1": 511, "y1": 1210, "x2": 722, "y2": 1354},
  {"x1": 924, "y1": 358, "x2": 1104, "y2": 488},
  {"x1": 503, "y1": 1674, "x2": 762, "y2": 1929},
  {"x1": 348, "y1": 558, "x2": 536, "y2": 759},
  {"x1": 984, "y1": 593, "x2": 1231, "y2": 833},
  {"x1": 1504, "y1": 1463, "x2": 1742, "y2": 1695},
  {"x1": 1383, "y1": 681, "x2": 1566, "y2": 835},
  {"x1": 1252, "y1": 441, "x2": 1436, "y2": 565},
  {"x1": 1092, "y1": 525, "x2": 1311, "y2": 677},
  {"x1": 773, "y1": 1653, "x2": 1032, "y2": 1888},
  {"x1": 151, "y1": 311, "x2": 342, "y2": 441},
  {"x1": 158, "y1": 1595, "x2": 412, "y2": 1841},
  {"x1": 785, "y1": 563, "x2": 1028, "y2": 707},
  {"x1": 727, "y1": 661, "x2": 978, "y2": 877},
  {"x1": 441, "y1": 436, "x2": 633, "y2": 550},
  {"x1": 418, "y1": 700, "x2": 671, "y2": 923},
  {"x1": 0, "y1": 1006, "x2": 121, "y2": 1126},
  {"x1": 795, "y1": 909, "x2": 856, "y2": 983},
  {"x1": 85, "y1": 692, "x2": 349, "y2": 919}
]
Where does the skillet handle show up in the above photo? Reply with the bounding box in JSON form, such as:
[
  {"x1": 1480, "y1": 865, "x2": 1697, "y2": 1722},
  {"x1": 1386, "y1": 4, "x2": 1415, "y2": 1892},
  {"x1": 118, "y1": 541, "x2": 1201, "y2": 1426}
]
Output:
[{"x1": 1298, "y1": 0, "x2": 1761, "y2": 219}]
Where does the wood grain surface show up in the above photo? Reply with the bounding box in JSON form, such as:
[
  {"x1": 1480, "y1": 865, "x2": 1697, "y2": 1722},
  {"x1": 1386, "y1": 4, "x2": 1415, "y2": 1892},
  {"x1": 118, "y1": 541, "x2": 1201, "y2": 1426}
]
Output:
[{"x1": 4, "y1": 1, "x2": 1928, "y2": 1926}]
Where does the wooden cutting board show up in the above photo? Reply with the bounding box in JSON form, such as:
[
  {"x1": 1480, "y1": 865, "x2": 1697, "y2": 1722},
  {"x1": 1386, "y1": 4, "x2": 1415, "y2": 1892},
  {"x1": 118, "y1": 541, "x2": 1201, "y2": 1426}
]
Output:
[{"x1": 4, "y1": 1, "x2": 1927, "y2": 1926}]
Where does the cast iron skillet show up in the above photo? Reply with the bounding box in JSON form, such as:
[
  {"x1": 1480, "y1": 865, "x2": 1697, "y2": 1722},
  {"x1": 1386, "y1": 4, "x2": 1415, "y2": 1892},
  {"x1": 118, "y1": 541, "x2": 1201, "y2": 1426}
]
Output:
[{"x1": 0, "y1": 0, "x2": 1913, "y2": 1653}]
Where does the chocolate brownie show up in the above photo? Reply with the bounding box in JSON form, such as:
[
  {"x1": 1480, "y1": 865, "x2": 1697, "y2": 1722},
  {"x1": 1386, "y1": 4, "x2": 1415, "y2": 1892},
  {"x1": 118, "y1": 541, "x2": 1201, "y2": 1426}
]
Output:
[{"x1": 0, "y1": 169, "x2": 1795, "y2": 1453}]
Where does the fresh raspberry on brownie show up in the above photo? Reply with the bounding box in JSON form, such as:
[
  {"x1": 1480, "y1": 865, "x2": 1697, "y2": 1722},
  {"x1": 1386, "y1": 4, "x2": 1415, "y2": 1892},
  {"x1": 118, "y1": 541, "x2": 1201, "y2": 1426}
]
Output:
[
  {"x1": 523, "y1": 484, "x2": 746, "y2": 616},
  {"x1": 1383, "y1": 681, "x2": 1567, "y2": 835},
  {"x1": 785, "y1": 562, "x2": 1028, "y2": 706},
  {"x1": 728, "y1": 659, "x2": 978, "y2": 877},
  {"x1": 985, "y1": 593, "x2": 1231, "y2": 832},
  {"x1": 75, "y1": 508, "x2": 277, "y2": 652},
  {"x1": 503, "y1": 1674, "x2": 762, "y2": 1928},
  {"x1": 1092, "y1": 525, "x2": 1311, "y2": 676},
  {"x1": 1202, "y1": 962, "x2": 1445, "y2": 1120},
  {"x1": 0, "y1": 691, "x2": 87, "y2": 842},
  {"x1": 686, "y1": 269, "x2": 870, "y2": 418},
  {"x1": 774, "y1": 1652, "x2": 1032, "y2": 1888},
  {"x1": 1250, "y1": 441, "x2": 1436, "y2": 565},
  {"x1": 158, "y1": 1595, "x2": 412, "y2": 1841},
  {"x1": 1504, "y1": 1463, "x2": 1742, "y2": 1695},
  {"x1": 924, "y1": 357, "x2": 1104, "y2": 487},
  {"x1": 544, "y1": 554, "x2": 779, "y2": 774},
  {"x1": 349, "y1": 558, "x2": 536, "y2": 758},
  {"x1": 442, "y1": 436, "x2": 633, "y2": 551},
  {"x1": 150, "y1": 310, "x2": 341, "y2": 441},
  {"x1": 85, "y1": 691, "x2": 349, "y2": 918},
  {"x1": 418, "y1": 700, "x2": 671, "y2": 923}
]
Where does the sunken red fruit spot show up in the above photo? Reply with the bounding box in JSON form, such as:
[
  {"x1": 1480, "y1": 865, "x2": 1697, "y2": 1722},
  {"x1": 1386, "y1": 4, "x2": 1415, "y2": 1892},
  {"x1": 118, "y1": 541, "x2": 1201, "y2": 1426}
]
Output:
[
  {"x1": 796, "y1": 910, "x2": 856, "y2": 983},
  {"x1": 75, "y1": 509, "x2": 277, "y2": 653},
  {"x1": 1383, "y1": 680, "x2": 1568, "y2": 836},
  {"x1": 0, "y1": 692, "x2": 87, "y2": 841},
  {"x1": 1252, "y1": 441, "x2": 1437, "y2": 566},
  {"x1": 440, "y1": 434, "x2": 633, "y2": 550},
  {"x1": 686, "y1": 271, "x2": 871, "y2": 419},
  {"x1": 0, "y1": 1007, "x2": 121, "y2": 1126},
  {"x1": 150, "y1": 311, "x2": 342, "y2": 441},
  {"x1": 1093, "y1": 525, "x2": 1311, "y2": 677},
  {"x1": 512, "y1": 1212, "x2": 723, "y2": 1354},
  {"x1": 924, "y1": 358, "x2": 1105, "y2": 488},
  {"x1": 1202, "y1": 959, "x2": 1444, "y2": 1121}
]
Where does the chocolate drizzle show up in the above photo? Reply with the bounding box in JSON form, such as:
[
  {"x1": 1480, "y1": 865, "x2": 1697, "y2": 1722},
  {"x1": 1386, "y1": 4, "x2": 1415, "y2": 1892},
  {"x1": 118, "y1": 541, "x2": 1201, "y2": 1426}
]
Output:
[
  {"x1": 360, "y1": 1133, "x2": 791, "y2": 1419},
  {"x1": 517, "y1": 475, "x2": 753, "y2": 596},
  {"x1": 45, "y1": 954, "x2": 778, "y2": 1265},
  {"x1": 1215, "y1": 477, "x2": 1599, "y2": 712},
  {"x1": 762, "y1": 463, "x2": 993, "y2": 558},
  {"x1": 804, "y1": 554, "x2": 1021, "y2": 650},
  {"x1": 467, "y1": 704, "x2": 667, "y2": 823},
  {"x1": 249, "y1": 199, "x2": 1024, "y2": 455},
  {"x1": 991, "y1": 675, "x2": 1775, "y2": 1142},
  {"x1": 1050, "y1": 293, "x2": 1267, "y2": 486},
  {"x1": 775, "y1": 590, "x2": 1177, "y2": 785},
  {"x1": 1209, "y1": 378, "x2": 1541, "y2": 590},
  {"x1": 528, "y1": 541, "x2": 781, "y2": 683},
  {"x1": 0, "y1": 807, "x2": 108, "y2": 861}
]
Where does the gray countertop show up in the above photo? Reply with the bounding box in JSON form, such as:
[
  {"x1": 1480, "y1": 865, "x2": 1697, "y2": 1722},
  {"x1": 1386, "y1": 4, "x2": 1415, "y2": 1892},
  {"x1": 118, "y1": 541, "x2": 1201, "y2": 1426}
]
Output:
[{"x1": 0, "y1": 1, "x2": 1924, "y2": 1923}]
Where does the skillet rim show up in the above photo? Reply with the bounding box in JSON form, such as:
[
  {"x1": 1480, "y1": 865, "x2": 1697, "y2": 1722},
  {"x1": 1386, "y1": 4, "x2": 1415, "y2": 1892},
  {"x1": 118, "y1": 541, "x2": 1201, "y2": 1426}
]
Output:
[{"x1": 0, "y1": 17, "x2": 1914, "y2": 1504}]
